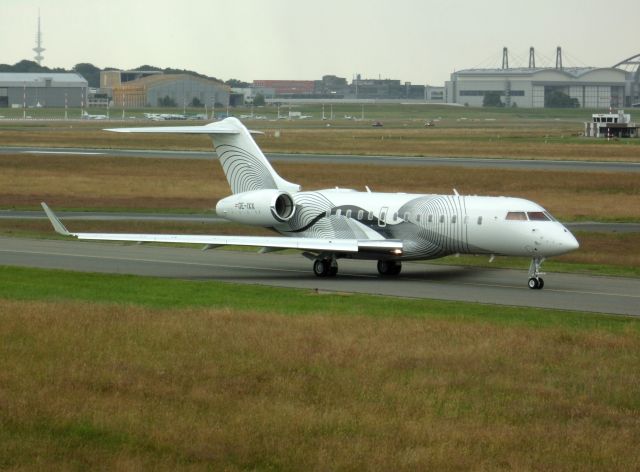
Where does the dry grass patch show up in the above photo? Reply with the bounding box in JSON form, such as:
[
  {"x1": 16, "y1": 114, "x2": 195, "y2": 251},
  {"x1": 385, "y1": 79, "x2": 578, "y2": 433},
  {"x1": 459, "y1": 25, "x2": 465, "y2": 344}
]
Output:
[
  {"x1": 2, "y1": 154, "x2": 638, "y2": 220},
  {"x1": 558, "y1": 231, "x2": 640, "y2": 267},
  {"x1": 1, "y1": 123, "x2": 639, "y2": 161},
  {"x1": 1, "y1": 298, "x2": 639, "y2": 470},
  {"x1": 257, "y1": 128, "x2": 640, "y2": 161}
]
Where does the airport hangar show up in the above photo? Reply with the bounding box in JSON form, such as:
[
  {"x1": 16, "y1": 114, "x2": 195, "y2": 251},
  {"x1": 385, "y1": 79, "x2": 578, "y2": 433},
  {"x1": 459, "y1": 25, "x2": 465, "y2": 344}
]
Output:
[
  {"x1": 100, "y1": 71, "x2": 230, "y2": 108},
  {"x1": 0, "y1": 72, "x2": 88, "y2": 108},
  {"x1": 445, "y1": 52, "x2": 640, "y2": 108}
]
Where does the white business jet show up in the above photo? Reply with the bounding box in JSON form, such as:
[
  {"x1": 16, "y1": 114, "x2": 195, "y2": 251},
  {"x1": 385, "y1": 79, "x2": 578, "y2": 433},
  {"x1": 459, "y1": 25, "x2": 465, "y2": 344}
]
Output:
[{"x1": 42, "y1": 117, "x2": 579, "y2": 289}]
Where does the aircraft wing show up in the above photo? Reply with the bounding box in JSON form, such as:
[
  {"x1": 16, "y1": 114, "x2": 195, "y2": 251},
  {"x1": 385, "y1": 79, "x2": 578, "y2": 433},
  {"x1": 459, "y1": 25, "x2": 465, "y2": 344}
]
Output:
[{"x1": 41, "y1": 203, "x2": 402, "y2": 256}]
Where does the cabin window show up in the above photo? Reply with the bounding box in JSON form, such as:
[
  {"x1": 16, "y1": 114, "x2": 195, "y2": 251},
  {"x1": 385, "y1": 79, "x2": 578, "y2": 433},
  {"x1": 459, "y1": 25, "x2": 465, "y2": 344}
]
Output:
[
  {"x1": 439, "y1": 215, "x2": 445, "y2": 223},
  {"x1": 477, "y1": 216, "x2": 483, "y2": 225},
  {"x1": 451, "y1": 215, "x2": 457, "y2": 223},
  {"x1": 527, "y1": 211, "x2": 550, "y2": 221},
  {"x1": 336, "y1": 209, "x2": 342, "y2": 217},
  {"x1": 357, "y1": 210, "x2": 364, "y2": 220},
  {"x1": 378, "y1": 210, "x2": 387, "y2": 227},
  {"x1": 367, "y1": 211, "x2": 373, "y2": 221},
  {"x1": 393, "y1": 212, "x2": 398, "y2": 221},
  {"x1": 416, "y1": 214, "x2": 421, "y2": 223},
  {"x1": 345, "y1": 210, "x2": 352, "y2": 218},
  {"x1": 404, "y1": 212, "x2": 409, "y2": 221},
  {"x1": 505, "y1": 211, "x2": 527, "y2": 221},
  {"x1": 427, "y1": 214, "x2": 433, "y2": 223}
]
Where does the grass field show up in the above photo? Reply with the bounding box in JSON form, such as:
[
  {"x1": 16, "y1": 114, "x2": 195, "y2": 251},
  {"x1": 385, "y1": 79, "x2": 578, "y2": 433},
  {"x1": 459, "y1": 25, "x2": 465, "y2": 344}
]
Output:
[
  {"x1": 1, "y1": 107, "x2": 639, "y2": 469},
  {"x1": 1, "y1": 109, "x2": 640, "y2": 161},
  {"x1": 1, "y1": 154, "x2": 639, "y2": 222},
  {"x1": 1, "y1": 266, "x2": 639, "y2": 470}
]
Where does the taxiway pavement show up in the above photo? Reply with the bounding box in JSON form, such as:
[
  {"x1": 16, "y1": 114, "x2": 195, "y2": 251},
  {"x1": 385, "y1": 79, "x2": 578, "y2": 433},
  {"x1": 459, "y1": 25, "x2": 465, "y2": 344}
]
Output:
[
  {"x1": 2, "y1": 146, "x2": 639, "y2": 173},
  {"x1": 1, "y1": 237, "x2": 638, "y2": 317}
]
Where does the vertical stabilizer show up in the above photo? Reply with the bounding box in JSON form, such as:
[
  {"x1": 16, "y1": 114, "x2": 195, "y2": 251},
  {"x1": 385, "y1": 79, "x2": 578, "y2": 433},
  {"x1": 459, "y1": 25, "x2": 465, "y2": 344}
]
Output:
[
  {"x1": 210, "y1": 118, "x2": 300, "y2": 194},
  {"x1": 105, "y1": 117, "x2": 300, "y2": 195}
]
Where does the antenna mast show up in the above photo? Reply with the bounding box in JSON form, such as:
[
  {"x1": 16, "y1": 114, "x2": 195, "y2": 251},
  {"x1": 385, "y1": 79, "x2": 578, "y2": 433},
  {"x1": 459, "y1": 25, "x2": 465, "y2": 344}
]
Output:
[{"x1": 33, "y1": 10, "x2": 45, "y2": 65}]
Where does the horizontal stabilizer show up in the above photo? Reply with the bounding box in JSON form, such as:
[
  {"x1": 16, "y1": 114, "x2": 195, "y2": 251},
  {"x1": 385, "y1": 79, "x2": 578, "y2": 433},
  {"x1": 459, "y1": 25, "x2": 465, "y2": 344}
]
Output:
[{"x1": 105, "y1": 120, "x2": 263, "y2": 135}]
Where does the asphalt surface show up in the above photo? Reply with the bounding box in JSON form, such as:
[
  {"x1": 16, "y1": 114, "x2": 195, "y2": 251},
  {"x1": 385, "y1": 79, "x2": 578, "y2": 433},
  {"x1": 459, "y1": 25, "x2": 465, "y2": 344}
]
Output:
[
  {"x1": 1, "y1": 237, "x2": 638, "y2": 317},
  {"x1": 2, "y1": 145, "x2": 640, "y2": 172}
]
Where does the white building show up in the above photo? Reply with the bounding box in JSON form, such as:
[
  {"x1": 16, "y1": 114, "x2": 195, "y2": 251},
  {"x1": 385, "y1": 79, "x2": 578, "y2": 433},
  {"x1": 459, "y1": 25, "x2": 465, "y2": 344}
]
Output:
[
  {"x1": 584, "y1": 109, "x2": 638, "y2": 138},
  {"x1": 445, "y1": 67, "x2": 628, "y2": 108}
]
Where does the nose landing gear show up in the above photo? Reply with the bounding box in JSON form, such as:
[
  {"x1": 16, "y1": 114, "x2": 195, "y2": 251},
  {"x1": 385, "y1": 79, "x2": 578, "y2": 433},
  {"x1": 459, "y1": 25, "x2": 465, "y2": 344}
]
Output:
[{"x1": 528, "y1": 257, "x2": 545, "y2": 290}]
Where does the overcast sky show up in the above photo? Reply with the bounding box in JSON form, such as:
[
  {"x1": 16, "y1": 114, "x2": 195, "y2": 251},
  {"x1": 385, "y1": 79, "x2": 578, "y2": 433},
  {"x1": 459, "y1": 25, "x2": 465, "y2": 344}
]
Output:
[{"x1": 1, "y1": 0, "x2": 638, "y2": 85}]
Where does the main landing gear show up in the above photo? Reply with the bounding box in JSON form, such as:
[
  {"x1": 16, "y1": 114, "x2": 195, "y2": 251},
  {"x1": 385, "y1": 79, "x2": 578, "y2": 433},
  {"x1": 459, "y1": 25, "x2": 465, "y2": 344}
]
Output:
[
  {"x1": 528, "y1": 256, "x2": 545, "y2": 290},
  {"x1": 313, "y1": 257, "x2": 338, "y2": 277},
  {"x1": 311, "y1": 257, "x2": 403, "y2": 278},
  {"x1": 377, "y1": 260, "x2": 402, "y2": 276}
]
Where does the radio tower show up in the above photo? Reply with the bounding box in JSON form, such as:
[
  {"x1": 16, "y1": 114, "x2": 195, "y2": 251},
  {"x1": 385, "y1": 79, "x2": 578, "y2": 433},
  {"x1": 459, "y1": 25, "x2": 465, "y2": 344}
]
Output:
[{"x1": 33, "y1": 11, "x2": 45, "y2": 65}]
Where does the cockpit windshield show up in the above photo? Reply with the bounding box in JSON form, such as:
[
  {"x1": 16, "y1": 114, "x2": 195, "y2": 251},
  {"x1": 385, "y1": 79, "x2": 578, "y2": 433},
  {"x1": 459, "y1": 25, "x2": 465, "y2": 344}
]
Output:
[
  {"x1": 505, "y1": 211, "x2": 527, "y2": 221},
  {"x1": 505, "y1": 211, "x2": 555, "y2": 221},
  {"x1": 527, "y1": 211, "x2": 550, "y2": 221}
]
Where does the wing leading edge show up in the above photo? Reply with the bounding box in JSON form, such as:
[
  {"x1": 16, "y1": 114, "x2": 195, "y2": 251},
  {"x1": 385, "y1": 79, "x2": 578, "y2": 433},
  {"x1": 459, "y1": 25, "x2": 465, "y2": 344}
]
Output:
[{"x1": 40, "y1": 203, "x2": 403, "y2": 256}]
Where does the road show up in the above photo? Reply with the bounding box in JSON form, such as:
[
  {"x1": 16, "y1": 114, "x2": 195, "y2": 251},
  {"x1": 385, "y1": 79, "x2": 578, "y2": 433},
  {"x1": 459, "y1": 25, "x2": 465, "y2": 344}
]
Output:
[
  {"x1": 2, "y1": 145, "x2": 640, "y2": 173},
  {"x1": 1, "y1": 237, "x2": 638, "y2": 317}
]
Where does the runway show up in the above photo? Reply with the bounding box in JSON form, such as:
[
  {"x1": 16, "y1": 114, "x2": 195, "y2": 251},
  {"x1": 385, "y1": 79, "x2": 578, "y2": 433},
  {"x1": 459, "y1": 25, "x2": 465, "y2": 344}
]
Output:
[
  {"x1": 2, "y1": 145, "x2": 640, "y2": 173},
  {"x1": 1, "y1": 236, "x2": 638, "y2": 317}
]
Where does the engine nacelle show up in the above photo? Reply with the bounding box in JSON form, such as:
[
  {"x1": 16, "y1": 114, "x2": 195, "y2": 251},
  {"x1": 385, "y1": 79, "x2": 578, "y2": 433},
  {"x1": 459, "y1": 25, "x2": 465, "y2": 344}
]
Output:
[{"x1": 215, "y1": 189, "x2": 296, "y2": 226}]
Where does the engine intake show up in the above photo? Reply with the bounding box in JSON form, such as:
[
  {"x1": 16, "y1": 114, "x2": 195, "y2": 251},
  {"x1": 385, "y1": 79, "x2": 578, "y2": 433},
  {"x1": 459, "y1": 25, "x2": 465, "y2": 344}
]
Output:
[{"x1": 216, "y1": 189, "x2": 296, "y2": 226}]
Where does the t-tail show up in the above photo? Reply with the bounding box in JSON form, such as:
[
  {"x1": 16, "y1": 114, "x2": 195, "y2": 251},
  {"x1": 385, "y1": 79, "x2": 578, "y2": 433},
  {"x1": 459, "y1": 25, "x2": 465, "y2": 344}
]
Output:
[{"x1": 106, "y1": 117, "x2": 300, "y2": 194}]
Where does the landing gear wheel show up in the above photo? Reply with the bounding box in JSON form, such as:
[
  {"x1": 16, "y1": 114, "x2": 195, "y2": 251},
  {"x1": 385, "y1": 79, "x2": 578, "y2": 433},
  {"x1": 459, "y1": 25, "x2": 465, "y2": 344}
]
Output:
[
  {"x1": 528, "y1": 277, "x2": 544, "y2": 290},
  {"x1": 313, "y1": 259, "x2": 328, "y2": 277},
  {"x1": 528, "y1": 257, "x2": 546, "y2": 290},
  {"x1": 377, "y1": 260, "x2": 402, "y2": 276},
  {"x1": 313, "y1": 258, "x2": 338, "y2": 277}
]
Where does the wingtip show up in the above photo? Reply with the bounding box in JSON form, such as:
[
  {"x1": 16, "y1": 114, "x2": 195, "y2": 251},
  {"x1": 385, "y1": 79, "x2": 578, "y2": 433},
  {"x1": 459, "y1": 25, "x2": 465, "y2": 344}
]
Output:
[{"x1": 40, "y1": 202, "x2": 71, "y2": 236}]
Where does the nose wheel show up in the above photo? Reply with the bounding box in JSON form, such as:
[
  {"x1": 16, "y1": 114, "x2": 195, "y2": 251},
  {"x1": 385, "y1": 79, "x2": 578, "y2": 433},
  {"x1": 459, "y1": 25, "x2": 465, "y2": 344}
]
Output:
[
  {"x1": 528, "y1": 257, "x2": 546, "y2": 290},
  {"x1": 528, "y1": 277, "x2": 544, "y2": 290}
]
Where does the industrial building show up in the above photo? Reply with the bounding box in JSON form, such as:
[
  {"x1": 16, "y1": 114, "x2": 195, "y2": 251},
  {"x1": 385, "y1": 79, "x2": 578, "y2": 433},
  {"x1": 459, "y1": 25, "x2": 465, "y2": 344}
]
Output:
[
  {"x1": 584, "y1": 110, "x2": 638, "y2": 138},
  {"x1": 0, "y1": 73, "x2": 88, "y2": 108},
  {"x1": 252, "y1": 75, "x2": 443, "y2": 102},
  {"x1": 101, "y1": 71, "x2": 230, "y2": 108},
  {"x1": 445, "y1": 48, "x2": 640, "y2": 108}
]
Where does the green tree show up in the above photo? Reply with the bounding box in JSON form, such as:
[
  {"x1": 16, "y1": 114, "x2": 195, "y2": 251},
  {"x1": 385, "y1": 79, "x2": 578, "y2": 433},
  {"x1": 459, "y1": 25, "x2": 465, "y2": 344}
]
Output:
[
  {"x1": 73, "y1": 63, "x2": 101, "y2": 88},
  {"x1": 158, "y1": 95, "x2": 177, "y2": 107},
  {"x1": 225, "y1": 78, "x2": 250, "y2": 88},
  {"x1": 190, "y1": 97, "x2": 203, "y2": 107},
  {"x1": 253, "y1": 93, "x2": 265, "y2": 106},
  {"x1": 483, "y1": 91, "x2": 504, "y2": 107}
]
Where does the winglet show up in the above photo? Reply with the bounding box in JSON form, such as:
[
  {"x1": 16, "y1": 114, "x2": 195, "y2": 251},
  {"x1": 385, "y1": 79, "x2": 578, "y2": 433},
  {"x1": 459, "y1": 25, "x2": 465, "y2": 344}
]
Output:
[{"x1": 41, "y1": 202, "x2": 71, "y2": 236}]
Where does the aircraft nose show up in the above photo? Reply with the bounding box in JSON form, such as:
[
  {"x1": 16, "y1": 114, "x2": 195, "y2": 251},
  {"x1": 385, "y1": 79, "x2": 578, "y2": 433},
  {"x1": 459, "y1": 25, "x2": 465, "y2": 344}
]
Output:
[{"x1": 559, "y1": 227, "x2": 580, "y2": 252}]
